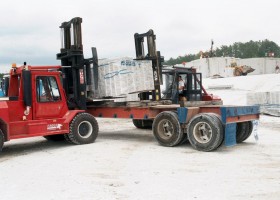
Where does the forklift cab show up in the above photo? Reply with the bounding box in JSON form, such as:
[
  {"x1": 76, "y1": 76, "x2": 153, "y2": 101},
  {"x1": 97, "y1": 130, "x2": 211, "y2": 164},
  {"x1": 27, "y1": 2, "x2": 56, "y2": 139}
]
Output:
[{"x1": 161, "y1": 67, "x2": 202, "y2": 104}]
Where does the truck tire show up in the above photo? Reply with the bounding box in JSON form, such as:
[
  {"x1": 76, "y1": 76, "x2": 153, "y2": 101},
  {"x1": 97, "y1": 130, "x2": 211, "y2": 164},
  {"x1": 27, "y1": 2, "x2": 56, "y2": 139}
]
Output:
[
  {"x1": 64, "y1": 134, "x2": 75, "y2": 144},
  {"x1": 44, "y1": 134, "x2": 65, "y2": 141},
  {"x1": 236, "y1": 121, "x2": 253, "y2": 143},
  {"x1": 179, "y1": 134, "x2": 189, "y2": 145},
  {"x1": 187, "y1": 113, "x2": 224, "y2": 152},
  {"x1": 152, "y1": 111, "x2": 183, "y2": 147},
  {"x1": 0, "y1": 129, "x2": 4, "y2": 152},
  {"x1": 203, "y1": 113, "x2": 224, "y2": 148},
  {"x1": 67, "y1": 113, "x2": 99, "y2": 145},
  {"x1": 132, "y1": 119, "x2": 153, "y2": 129},
  {"x1": 171, "y1": 110, "x2": 189, "y2": 145}
]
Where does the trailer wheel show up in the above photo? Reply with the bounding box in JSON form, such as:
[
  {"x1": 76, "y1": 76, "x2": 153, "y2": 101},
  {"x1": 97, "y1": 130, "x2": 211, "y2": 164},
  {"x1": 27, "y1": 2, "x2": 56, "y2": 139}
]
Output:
[
  {"x1": 203, "y1": 113, "x2": 224, "y2": 148},
  {"x1": 67, "y1": 113, "x2": 99, "y2": 145},
  {"x1": 179, "y1": 134, "x2": 189, "y2": 145},
  {"x1": 132, "y1": 119, "x2": 153, "y2": 129},
  {"x1": 187, "y1": 113, "x2": 224, "y2": 152},
  {"x1": 152, "y1": 111, "x2": 183, "y2": 147},
  {"x1": 236, "y1": 121, "x2": 253, "y2": 143},
  {"x1": 43, "y1": 134, "x2": 65, "y2": 141},
  {"x1": 0, "y1": 129, "x2": 4, "y2": 152}
]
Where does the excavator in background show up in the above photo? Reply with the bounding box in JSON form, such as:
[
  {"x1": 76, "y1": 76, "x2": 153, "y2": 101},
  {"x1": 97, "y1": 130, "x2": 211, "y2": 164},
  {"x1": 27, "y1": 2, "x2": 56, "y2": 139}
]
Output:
[{"x1": 230, "y1": 61, "x2": 255, "y2": 76}]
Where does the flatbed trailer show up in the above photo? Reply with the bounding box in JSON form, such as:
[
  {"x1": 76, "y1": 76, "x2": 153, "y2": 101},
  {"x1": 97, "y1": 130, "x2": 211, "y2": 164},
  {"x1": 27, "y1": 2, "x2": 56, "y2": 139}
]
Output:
[{"x1": 86, "y1": 103, "x2": 259, "y2": 151}]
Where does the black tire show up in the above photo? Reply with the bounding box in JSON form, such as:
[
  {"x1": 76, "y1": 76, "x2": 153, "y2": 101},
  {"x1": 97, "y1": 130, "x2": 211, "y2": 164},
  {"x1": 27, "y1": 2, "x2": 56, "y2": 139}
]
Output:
[
  {"x1": 64, "y1": 133, "x2": 75, "y2": 144},
  {"x1": 44, "y1": 134, "x2": 65, "y2": 141},
  {"x1": 179, "y1": 133, "x2": 189, "y2": 145},
  {"x1": 203, "y1": 113, "x2": 225, "y2": 148},
  {"x1": 187, "y1": 113, "x2": 224, "y2": 152},
  {"x1": 0, "y1": 129, "x2": 4, "y2": 152},
  {"x1": 171, "y1": 110, "x2": 188, "y2": 145},
  {"x1": 243, "y1": 121, "x2": 253, "y2": 141},
  {"x1": 132, "y1": 119, "x2": 153, "y2": 129},
  {"x1": 67, "y1": 113, "x2": 99, "y2": 145},
  {"x1": 152, "y1": 111, "x2": 183, "y2": 147},
  {"x1": 236, "y1": 121, "x2": 253, "y2": 143}
]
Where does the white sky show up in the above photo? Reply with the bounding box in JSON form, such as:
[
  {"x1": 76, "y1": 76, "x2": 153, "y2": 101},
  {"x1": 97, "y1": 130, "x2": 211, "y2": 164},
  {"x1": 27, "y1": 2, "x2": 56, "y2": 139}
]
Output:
[{"x1": 0, "y1": 0, "x2": 279, "y2": 72}]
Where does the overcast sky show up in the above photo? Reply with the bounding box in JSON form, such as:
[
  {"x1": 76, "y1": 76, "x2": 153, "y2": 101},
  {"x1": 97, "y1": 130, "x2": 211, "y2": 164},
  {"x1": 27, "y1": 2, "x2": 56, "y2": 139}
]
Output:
[{"x1": 0, "y1": 0, "x2": 279, "y2": 72}]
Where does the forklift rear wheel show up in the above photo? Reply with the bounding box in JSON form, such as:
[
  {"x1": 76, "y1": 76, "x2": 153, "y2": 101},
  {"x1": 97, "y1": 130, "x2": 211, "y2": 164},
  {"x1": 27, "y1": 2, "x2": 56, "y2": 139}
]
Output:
[
  {"x1": 44, "y1": 134, "x2": 65, "y2": 141},
  {"x1": 132, "y1": 119, "x2": 153, "y2": 129},
  {"x1": 152, "y1": 111, "x2": 183, "y2": 147},
  {"x1": 68, "y1": 113, "x2": 99, "y2": 145},
  {"x1": 0, "y1": 129, "x2": 4, "y2": 152},
  {"x1": 236, "y1": 121, "x2": 253, "y2": 143},
  {"x1": 187, "y1": 113, "x2": 224, "y2": 152}
]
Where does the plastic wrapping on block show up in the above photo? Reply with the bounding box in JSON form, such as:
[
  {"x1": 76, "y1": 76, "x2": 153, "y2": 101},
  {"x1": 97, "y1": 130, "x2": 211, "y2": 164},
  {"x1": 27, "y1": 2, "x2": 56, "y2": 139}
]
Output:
[{"x1": 90, "y1": 57, "x2": 154, "y2": 100}]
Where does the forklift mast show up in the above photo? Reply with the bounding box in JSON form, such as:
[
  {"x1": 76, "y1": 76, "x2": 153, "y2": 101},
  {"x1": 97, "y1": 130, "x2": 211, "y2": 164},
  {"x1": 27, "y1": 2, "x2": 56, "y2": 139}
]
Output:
[
  {"x1": 134, "y1": 30, "x2": 164, "y2": 101},
  {"x1": 56, "y1": 17, "x2": 98, "y2": 110}
]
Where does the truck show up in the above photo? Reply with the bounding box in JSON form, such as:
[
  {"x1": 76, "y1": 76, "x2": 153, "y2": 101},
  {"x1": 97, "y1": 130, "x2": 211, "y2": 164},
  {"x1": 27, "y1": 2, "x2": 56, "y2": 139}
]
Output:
[{"x1": 0, "y1": 17, "x2": 260, "y2": 152}]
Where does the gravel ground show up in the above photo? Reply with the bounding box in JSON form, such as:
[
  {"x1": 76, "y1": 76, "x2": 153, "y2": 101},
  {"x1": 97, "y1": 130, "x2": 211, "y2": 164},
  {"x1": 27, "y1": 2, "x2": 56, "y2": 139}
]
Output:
[{"x1": 0, "y1": 116, "x2": 279, "y2": 200}]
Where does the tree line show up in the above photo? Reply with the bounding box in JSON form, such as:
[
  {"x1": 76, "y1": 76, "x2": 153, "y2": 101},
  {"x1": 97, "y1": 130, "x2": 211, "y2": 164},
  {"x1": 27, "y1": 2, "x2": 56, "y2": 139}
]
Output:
[{"x1": 164, "y1": 39, "x2": 280, "y2": 65}]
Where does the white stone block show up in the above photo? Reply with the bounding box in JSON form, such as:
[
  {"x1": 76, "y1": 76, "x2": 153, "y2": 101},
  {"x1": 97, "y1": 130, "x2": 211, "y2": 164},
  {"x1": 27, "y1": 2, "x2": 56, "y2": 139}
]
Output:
[
  {"x1": 247, "y1": 91, "x2": 280, "y2": 116},
  {"x1": 91, "y1": 57, "x2": 154, "y2": 99}
]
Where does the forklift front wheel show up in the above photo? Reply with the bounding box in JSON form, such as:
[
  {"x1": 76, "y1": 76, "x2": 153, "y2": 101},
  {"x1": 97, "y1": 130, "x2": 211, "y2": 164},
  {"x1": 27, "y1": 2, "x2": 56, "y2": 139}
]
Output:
[
  {"x1": 0, "y1": 129, "x2": 4, "y2": 152},
  {"x1": 152, "y1": 111, "x2": 183, "y2": 147},
  {"x1": 67, "y1": 113, "x2": 99, "y2": 145}
]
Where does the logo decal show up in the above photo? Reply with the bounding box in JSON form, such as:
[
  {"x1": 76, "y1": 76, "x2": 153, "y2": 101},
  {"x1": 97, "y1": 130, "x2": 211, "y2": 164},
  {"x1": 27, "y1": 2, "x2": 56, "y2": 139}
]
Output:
[{"x1": 47, "y1": 124, "x2": 63, "y2": 131}]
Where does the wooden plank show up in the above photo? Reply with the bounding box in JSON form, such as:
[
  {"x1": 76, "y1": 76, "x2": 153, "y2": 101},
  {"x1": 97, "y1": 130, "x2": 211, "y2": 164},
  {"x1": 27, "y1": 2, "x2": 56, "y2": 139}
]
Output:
[{"x1": 180, "y1": 100, "x2": 223, "y2": 107}]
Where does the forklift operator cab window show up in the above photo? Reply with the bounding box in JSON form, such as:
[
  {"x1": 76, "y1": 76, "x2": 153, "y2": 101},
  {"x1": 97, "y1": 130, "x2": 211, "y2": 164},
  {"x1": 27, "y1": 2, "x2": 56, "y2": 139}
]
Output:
[{"x1": 36, "y1": 76, "x2": 61, "y2": 102}]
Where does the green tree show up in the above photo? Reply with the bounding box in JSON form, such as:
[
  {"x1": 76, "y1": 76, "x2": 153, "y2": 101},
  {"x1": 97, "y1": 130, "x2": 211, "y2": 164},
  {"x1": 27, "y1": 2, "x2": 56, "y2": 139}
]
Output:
[
  {"x1": 165, "y1": 39, "x2": 280, "y2": 65},
  {"x1": 258, "y1": 39, "x2": 280, "y2": 57}
]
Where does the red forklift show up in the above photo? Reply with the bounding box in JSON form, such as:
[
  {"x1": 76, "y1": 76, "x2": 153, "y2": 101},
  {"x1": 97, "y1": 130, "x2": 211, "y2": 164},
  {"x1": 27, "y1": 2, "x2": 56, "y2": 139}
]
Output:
[
  {"x1": 0, "y1": 17, "x2": 259, "y2": 152},
  {"x1": 0, "y1": 18, "x2": 99, "y2": 152}
]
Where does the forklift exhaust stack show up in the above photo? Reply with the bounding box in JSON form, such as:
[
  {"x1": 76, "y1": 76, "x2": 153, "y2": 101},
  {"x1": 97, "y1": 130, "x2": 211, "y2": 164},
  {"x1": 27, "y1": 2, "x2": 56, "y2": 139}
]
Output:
[{"x1": 22, "y1": 70, "x2": 32, "y2": 107}]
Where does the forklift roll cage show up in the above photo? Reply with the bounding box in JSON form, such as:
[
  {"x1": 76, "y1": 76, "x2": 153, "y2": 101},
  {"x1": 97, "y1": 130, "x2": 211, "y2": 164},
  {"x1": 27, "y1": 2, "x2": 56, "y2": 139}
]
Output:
[{"x1": 161, "y1": 67, "x2": 203, "y2": 103}]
